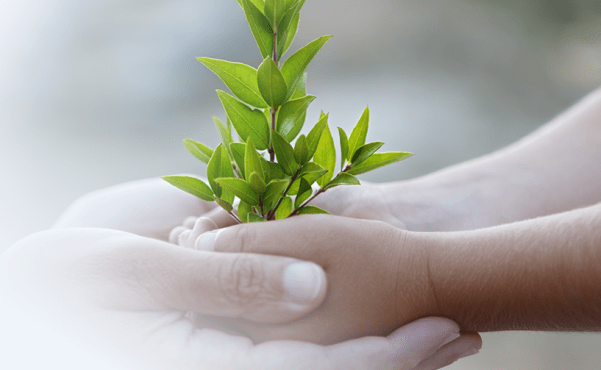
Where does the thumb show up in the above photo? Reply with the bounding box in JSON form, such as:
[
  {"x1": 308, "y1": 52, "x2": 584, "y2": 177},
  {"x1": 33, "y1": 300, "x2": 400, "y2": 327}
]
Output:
[{"x1": 28, "y1": 229, "x2": 327, "y2": 324}]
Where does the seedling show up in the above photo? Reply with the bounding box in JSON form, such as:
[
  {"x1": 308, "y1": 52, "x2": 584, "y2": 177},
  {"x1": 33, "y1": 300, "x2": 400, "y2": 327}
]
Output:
[{"x1": 163, "y1": 0, "x2": 413, "y2": 223}]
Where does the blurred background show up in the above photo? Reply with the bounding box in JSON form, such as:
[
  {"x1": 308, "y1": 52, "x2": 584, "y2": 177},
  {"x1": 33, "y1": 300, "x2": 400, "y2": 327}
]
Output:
[{"x1": 2, "y1": 0, "x2": 601, "y2": 368}]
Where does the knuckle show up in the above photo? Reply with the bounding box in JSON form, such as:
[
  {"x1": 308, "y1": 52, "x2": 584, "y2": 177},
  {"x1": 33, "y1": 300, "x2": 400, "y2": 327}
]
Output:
[
  {"x1": 228, "y1": 225, "x2": 257, "y2": 253},
  {"x1": 218, "y1": 255, "x2": 267, "y2": 307}
]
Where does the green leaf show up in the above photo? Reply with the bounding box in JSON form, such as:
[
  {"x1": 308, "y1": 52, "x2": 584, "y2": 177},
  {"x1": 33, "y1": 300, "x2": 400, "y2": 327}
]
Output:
[
  {"x1": 351, "y1": 142, "x2": 383, "y2": 167},
  {"x1": 346, "y1": 152, "x2": 414, "y2": 176},
  {"x1": 290, "y1": 73, "x2": 307, "y2": 100},
  {"x1": 235, "y1": 0, "x2": 264, "y2": 12},
  {"x1": 207, "y1": 144, "x2": 235, "y2": 202},
  {"x1": 183, "y1": 139, "x2": 213, "y2": 164},
  {"x1": 213, "y1": 116, "x2": 233, "y2": 150},
  {"x1": 262, "y1": 179, "x2": 289, "y2": 211},
  {"x1": 244, "y1": 136, "x2": 265, "y2": 183},
  {"x1": 338, "y1": 127, "x2": 349, "y2": 170},
  {"x1": 162, "y1": 176, "x2": 214, "y2": 202},
  {"x1": 326, "y1": 173, "x2": 360, "y2": 189},
  {"x1": 294, "y1": 177, "x2": 312, "y2": 209},
  {"x1": 276, "y1": 0, "x2": 304, "y2": 57},
  {"x1": 276, "y1": 95, "x2": 315, "y2": 141},
  {"x1": 313, "y1": 123, "x2": 336, "y2": 187},
  {"x1": 217, "y1": 90, "x2": 270, "y2": 150},
  {"x1": 297, "y1": 206, "x2": 330, "y2": 215},
  {"x1": 237, "y1": 200, "x2": 253, "y2": 223},
  {"x1": 247, "y1": 213, "x2": 267, "y2": 222},
  {"x1": 215, "y1": 177, "x2": 259, "y2": 206},
  {"x1": 271, "y1": 131, "x2": 299, "y2": 176},
  {"x1": 248, "y1": 171, "x2": 267, "y2": 194},
  {"x1": 306, "y1": 113, "x2": 328, "y2": 160},
  {"x1": 229, "y1": 142, "x2": 246, "y2": 178},
  {"x1": 275, "y1": 196, "x2": 293, "y2": 219},
  {"x1": 281, "y1": 9, "x2": 300, "y2": 56},
  {"x1": 300, "y1": 162, "x2": 327, "y2": 177},
  {"x1": 240, "y1": 0, "x2": 274, "y2": 59},
  {"x1": 264, "y1": 0, "x2": 286, "y2": 28},
  {"x1": 347, "y1": 106, "x2": 369, "y2": 160},
  {"x1": 257, "y1": 57, "x2": 288, "y2": 108},
  {"x1": 197, "y1": 58, "x2": 267, "y2": 108},
  {"x1": 294, "y1": 134, "x2": 309, "y2": 165},
  {"x1": 215, "y1": 198, "x2": 233, "y2": 213},
  {"x1": 280, "y1": 35, "x2": 332, "y2": 100},
  {"x1": 264, "y1": 159, "x2": 287, "y2": 181}
]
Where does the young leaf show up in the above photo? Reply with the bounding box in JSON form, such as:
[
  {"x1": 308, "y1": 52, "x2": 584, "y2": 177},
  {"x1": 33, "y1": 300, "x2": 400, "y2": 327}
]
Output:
[
  {"x1": 240, "y1": 0, "x2": 274, "y2": 59},
  {"x1": 297, "y1": 205, "x2": 330, "y2": 215},
  {"x1": 351, "y1": 141, "x2": 383, "y2": 167},
  {"x1": 207, "y1": 144, "x2": 235, "y2": 203},
  {"x1": 183, "y1": 139, "x2": 213, "y2": 164},
  {"x1": 347, "y1": 106, "x2": 369, "y2": 160},
  {"x1": 213, "y1": 116, "x2": 233, "y2": 150},
  {"x1": 294, "y1": 177, "x2": 312, "y2": 209},
  {"x1": 247, "y1": 213, "x2": 267, "y2": 222},
  {"x1": 264, "y1": 0, "x2": 286, "y2": 29},
  {"x1": 280, "y1": 35, "x2": 332, "y2": 100},
  {"x1": 217, "y1": 90, "x2": 270, "y2": 150},
  {"x1": 214, "y1": 177, "x2": 259, "y2": 206},
  {"x1": 244, "y1": 136, "x2": 265, "y2": 183},
  {"x1": 162, "y1": 176, "x2": 214, "y2": 202},
  {"x1": 276, "y1": 95, "x2": 315, "y2": 141},
  {"x1": 248, "y1": 171, "x2": 267, "y2": 194},
  {"x1": 300, "y1": 162, "x2": 327, "y2": 177},
  {"x1": 257, "y1": 57, "x2": 288, "y2": 108},
  {"x1": 197, "y1": 58, "x2": 267, "y2": 108},
  {"x1": 235, "y1": 0, "x2": 264, "y2": 12},
  {"x1": 229, "y1": 142, "x2": 246, "y2": 178},
  {"x1": 264, "y1": 159, "x2": 287, "y2": 180},
  {"x1": 275, "y1": 196, "x2": 293, "y2": 219},
  {"x1": 306, "y1": 113, "x2": 328, "y2": 160},
  {"x1": 271, "y1": 131, "x2": 299, "y2": 176},
  {"x1": 290, "y1": 73, "x2": 307, "y2": 100},
  {"x1": 280, "y1": 9, "x2": 300, "y2": 57},
  {"x1": 237, "y1": 200, "x2": 253, "y2": 223},
  {"x1": 313, "y1": 123, "x2": 336, "y2": 187},
  {"x1": 326, "y1": 173, "x2": 360, "y2": 189},
  {"x1": 262, "y1": 179, "x2": 289, "y2": 211},
  {"x1": 294, "y1": 134, "x2": 309, "y2": 165},
  {"x1": 214, "y1": 198, "x2": 233, "y2": 213},
  {"x1": 338, "y1": 127, "x2": 349, "y2": 170},
  {"x1": 346, "y1": 152, "x2": 414, "y2": 176},
  {"x1": 276, "y1": 0, "x2": 304, "y2": 57}
]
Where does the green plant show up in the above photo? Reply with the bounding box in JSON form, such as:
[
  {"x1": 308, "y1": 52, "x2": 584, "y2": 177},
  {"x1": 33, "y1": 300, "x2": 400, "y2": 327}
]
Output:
[{"x1": 163, "y1": 0, "x2": 413, "y2": 223}]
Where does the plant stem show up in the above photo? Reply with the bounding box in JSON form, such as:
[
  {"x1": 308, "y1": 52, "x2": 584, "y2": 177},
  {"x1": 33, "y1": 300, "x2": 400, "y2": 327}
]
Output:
[
  {"x1": 290, "y1": 169, "x2": 350, "y2": 216},
  {"x1": 269, "y1": 107, "x2": 278, "y2": 162},
  {"x1": 266, "y1": 167, "x2": 301, "y2": 220}
]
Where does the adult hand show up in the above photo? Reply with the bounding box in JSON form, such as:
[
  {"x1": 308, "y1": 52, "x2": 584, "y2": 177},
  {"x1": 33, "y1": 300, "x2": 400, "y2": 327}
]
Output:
[
  {"x1": 0, "y1": 228, "x2": 479, "y2": 370},
  {"x1": 53, "y1": 177, "x2": 232, "y2": 240},
  {"x1": 177, "y1": 215, "x2": 480, "y2": 349}
]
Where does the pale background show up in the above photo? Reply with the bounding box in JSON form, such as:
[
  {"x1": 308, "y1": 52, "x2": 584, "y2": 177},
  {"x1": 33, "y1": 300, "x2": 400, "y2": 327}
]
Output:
[{"x1": 2, "y1": 0, "x2": 601, "y2": 368}]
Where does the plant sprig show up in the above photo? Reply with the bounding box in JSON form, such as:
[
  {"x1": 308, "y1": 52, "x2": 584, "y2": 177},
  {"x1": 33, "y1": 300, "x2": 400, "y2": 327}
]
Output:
[{"x1": 163, "y1": 0, "x2": 413, "y2": 223}]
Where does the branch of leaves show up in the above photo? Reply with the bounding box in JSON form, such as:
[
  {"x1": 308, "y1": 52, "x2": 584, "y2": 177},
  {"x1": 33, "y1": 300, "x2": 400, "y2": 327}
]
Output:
[{"x1": 162, "y1": 106, "x2": 413, "y2": 223}]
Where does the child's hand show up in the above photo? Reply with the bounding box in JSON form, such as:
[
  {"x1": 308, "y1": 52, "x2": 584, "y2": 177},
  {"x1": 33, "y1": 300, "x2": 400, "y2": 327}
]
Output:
[{"x1": 177, "y1": 214, "x2": 440, "y2": 345}]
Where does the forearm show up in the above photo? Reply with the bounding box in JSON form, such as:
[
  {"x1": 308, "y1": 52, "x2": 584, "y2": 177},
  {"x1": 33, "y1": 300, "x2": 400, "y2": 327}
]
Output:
[
  {"x1": 422, "y1": 202, "x2": 601, "y2": 332},
  {"x1": 382, "y1": 88, "x2": 601, "y2": 231}
]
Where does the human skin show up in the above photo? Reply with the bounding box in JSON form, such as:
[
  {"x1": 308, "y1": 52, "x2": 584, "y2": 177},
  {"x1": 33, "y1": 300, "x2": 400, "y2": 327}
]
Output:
[
  {"x1": 175, "y1": 87, "x2": 601, "y2": 342},
  {"x1": 0, "y1": 177, "x2": 482, "y2": 369},
  {"x1": 0, "y1": 228, "x2": 476, "y2": 370},
  {"x1": 182, "y1": 201, "x2": 601, "y2": 344}
]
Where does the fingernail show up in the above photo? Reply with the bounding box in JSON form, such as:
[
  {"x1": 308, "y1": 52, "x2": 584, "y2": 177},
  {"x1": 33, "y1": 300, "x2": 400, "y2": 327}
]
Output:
[
  {"x1": 195, "y1": 229, "x2": 220, "y2": 251},
  {"x1": 440, "y1": 332, "x2": 461, "y2": 347},
  {"x1": 458, "y1": 346, "x2": 480, "y2": 359},
  {"x1": 283, "y1": 262, "x2": 325, "y2": 304}
]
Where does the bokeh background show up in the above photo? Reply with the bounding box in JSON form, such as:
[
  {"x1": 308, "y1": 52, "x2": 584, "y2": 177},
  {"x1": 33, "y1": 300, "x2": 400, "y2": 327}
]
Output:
[{"x1": 2, "y1": 0, "x2": 601, "y2": 368}]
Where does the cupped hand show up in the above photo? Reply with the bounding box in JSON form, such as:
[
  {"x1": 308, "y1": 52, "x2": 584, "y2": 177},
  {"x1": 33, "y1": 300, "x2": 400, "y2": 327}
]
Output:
[
  {"x1": 52, "y1": 177, "x2": 231, "y2": 240},
  {"x1": 0, "y1": 228, "x2": 478, "y2": 370},
  {"x1": 178, "y1": 215, "x2": 449, "y2": 345}
]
